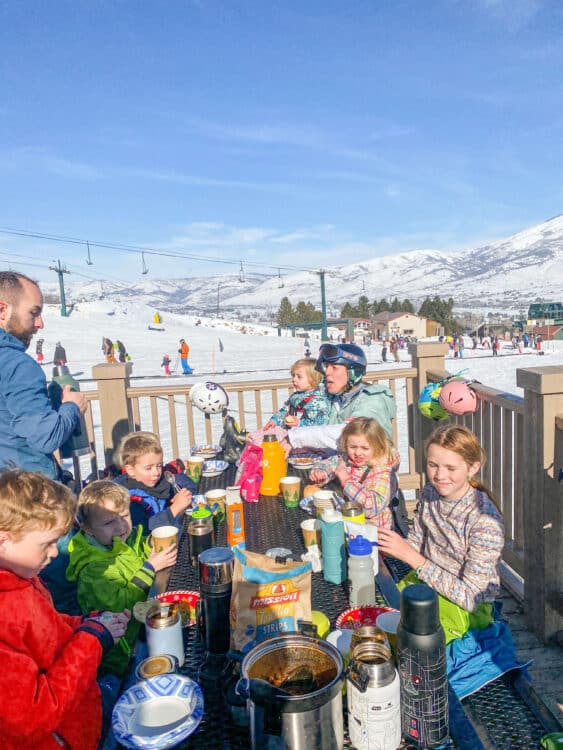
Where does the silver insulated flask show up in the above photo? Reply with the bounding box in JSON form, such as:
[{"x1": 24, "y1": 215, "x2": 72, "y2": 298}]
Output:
[
  {"x1": 347, "y1": 640, "x2": 401, "y2": 750},
  {"x1": 198, "y1": 546, "x2": 234, "y2": 654}
]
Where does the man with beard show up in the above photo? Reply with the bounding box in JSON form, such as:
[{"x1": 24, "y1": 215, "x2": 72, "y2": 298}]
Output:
[{"x1": 0, "y1": 272, "x2": 86, "y2": 479}]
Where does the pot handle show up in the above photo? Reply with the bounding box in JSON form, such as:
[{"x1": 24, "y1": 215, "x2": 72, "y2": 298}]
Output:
[{"x1": 235, "y1": 677, "x2": 284, "y2": 736}]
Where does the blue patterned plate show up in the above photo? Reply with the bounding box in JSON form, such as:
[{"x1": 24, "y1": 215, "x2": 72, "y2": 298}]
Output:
[
  {"x1": 202, "y1": 459, "x2": 229, "y2": 477},
  {"x1": 112, "y1": 674, "x2": 204, "y2": 749}
]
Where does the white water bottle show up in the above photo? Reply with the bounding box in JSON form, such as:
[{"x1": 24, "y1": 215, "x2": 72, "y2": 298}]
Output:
[
  {"x1": 348, "y1": 535, "x2": 376, "y2": 607},
  {"x1": 146, "y1": 602, "x2": 185, "y2": 667}
]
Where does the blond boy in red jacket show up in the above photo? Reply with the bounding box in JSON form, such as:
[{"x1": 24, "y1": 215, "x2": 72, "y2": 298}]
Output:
[{"x1": 0, "y1": 470, "x2": 129, "y2": 750}]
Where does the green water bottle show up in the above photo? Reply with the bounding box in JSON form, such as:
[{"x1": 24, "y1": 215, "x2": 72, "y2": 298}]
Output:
[{"x1": 47, "y1": 366, "x2": 89, "y2": 458}]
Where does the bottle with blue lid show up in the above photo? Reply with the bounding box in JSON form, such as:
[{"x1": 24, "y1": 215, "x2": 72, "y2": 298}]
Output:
[{"x1": 348, "y1": 535, "x2": 376, "y2": 607}]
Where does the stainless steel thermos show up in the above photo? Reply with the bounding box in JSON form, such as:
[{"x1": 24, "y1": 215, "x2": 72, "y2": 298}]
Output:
[
  {"x1": 347, "y1": 639, "x2": 401, "y2": 750},
  {"x1": 198, "y1": 546, "x2": 234, "y2": 654},
  {"x1": 396, "y1": 584, "x2": 449, "y2": 748},
  {"x1": 145, "y1": 602, "x2": 185, "y2": 667}
]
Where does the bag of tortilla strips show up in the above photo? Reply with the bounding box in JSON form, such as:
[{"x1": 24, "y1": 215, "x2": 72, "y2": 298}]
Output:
[{"x1": 230, "y1": 546, "x2": 312, "y2": 653}]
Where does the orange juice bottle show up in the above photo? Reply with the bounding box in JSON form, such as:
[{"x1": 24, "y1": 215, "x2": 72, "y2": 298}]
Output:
[
  {"x1": 260, "y1": 435, "x2": 287, "y2": 496},
  {"x1": 226, "y1": 486, "x2": 246, "y2": 549}
]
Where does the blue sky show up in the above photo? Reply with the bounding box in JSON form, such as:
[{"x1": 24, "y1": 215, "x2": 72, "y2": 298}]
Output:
[{"x1": 1, "y1": 0, "x2": 562, "y2": 286}]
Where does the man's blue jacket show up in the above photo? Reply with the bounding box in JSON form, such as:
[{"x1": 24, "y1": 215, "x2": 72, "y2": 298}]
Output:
[{"x1": 0, "y1": 329, "x2": 81, "y2": 478}]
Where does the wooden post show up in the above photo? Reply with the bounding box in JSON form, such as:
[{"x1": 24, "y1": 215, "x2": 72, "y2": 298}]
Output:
[
  {"x1": 92, "y1": 362, "x2": 134, "y2": 468},
  {"x1": 516, "y1": 365, "x2": 563, "y2": 643},
  {"x1": 408, "y1": 342, "x2": 449, "y2": 475}
]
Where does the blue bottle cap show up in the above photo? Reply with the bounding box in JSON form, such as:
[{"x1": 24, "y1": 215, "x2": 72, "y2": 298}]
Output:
[{"x1": 348, "y1": 535, "x2": 372, "y2": 556}]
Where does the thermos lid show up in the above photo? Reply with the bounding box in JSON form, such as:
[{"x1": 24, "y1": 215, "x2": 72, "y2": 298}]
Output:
[
  {"x1": 322, "y1": 508, "x2": 343, "y2": 523},
  {"x1": 199, "y1": 546, "x2": 234, "y2": 585},
  {"x1": 400, "y1": 583, "x2": 440, "y2": 635},
  {"x1": 192, "y1": 507, "x2": 213, "y2": 519},
  {"x1": 348, "y1": 535, "x2": 372, "y2": 556},
  {"x1": 262, "y1": 434, "x2": 278, "y2": 442}
]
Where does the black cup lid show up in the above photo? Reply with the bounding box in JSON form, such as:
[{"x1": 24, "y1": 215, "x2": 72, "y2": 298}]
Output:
[
  {"x1": 400, "y1": 584, "x2": 440, "y2": 635},
  {"x1": 263, "y1": 434, "x2": 277, "y2": 442}
]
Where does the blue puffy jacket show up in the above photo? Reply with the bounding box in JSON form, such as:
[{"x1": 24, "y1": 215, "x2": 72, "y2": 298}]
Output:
[{"x1": 0, "y1": 329, "x2": 81, "y2": 478}]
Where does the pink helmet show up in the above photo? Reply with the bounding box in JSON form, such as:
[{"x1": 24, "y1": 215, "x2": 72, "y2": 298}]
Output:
[{"x1": 438, "y1": 380, "x2": 478, "y2": 416}]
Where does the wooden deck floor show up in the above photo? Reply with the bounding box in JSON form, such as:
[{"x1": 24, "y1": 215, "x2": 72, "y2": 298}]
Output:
[{"x1": 499, "y1": 586, "x2": 563, "y2": 725}]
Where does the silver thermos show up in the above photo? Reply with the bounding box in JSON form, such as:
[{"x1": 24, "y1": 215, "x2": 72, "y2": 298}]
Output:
[
  {"x1": 145, "y1": 602, "x2": 185, "y2": 667},
  {"x1": 198, "y1": 547, "x2": 234, "y2": 655}
]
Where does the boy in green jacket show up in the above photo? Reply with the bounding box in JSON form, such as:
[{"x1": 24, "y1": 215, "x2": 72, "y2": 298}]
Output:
[{"x1": 66, "y1": 480, "x2": 177, "y2": 677}]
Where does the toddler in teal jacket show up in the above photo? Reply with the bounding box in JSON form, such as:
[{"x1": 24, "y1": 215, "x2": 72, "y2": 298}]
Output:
[{"x1": 66, "y1": 480, "x2": 177, "y2": 677}]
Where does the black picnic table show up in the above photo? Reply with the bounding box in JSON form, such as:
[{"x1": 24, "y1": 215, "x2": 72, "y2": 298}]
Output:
[{"x1": 114, "y1": 466, "x2": 554, "y2": 750}]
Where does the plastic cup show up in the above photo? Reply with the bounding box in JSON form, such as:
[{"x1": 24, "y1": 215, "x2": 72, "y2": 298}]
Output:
[
  {"x1": 280, "y1": 476, "x2": 301, "y2": 507},
  {"x1": 312, "y1": 610, "x2": 330, "y2": 639},
  {"x1": 301, "y1": 518, "x2": 322, "y2": 549},
  {"x1": 376, "y1": 610, "x2": 401, "y2": 654},
  {"x1": 151, "y1": 525, "x2": 179, "y2": 552},
  {"x1": 187, "y1": 456, "x2": 204, "y2": 482},
  {"x1": 313, "y1": 490, "x2": 334, "y2": 518}
]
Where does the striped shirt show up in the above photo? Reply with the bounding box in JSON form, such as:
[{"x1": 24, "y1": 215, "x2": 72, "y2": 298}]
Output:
[{"x1": 411, "y1": 482, "x2": 505, "y2": 612}]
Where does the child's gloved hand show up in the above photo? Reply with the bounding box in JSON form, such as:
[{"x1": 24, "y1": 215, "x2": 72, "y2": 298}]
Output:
[
  {"x1": 284, "y1": 415, "x2": 299, "y2": 428},
  {"x1": 171, "y1": 488, "x2": 192, "y2": 516},
  {"x1": 148, "y1": 543, "x2": 178, "y2": 572}
]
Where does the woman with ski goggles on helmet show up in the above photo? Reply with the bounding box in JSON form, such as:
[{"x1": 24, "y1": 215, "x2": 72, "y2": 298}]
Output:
[{"x1": 283, "y1": 342, "x2": 396, "y2": 454}]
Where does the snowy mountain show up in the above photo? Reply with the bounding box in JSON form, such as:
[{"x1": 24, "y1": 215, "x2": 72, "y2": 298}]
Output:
[{"x1": 47, "y1": 215, "x2": 563, "y2": 318}]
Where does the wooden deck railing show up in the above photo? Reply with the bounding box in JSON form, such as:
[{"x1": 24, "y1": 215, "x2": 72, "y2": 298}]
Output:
[{"x1": 78, "y1": 346, "x2": 563, "y2": 643}]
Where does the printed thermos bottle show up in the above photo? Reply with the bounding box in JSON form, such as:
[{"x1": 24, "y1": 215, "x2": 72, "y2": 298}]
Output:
[
  {"x1": 260, "y1": 434, "x2": 287, "y2": 496},
  {"x1": 396, "y1": 584, "x2": 449, "y2": 748},
  {"x1": 347, "y1": 640, "x2": 401, "y2": 750}
]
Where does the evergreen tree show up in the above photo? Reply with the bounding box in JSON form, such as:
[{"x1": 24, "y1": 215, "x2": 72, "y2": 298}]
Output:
[
  {"x1": 277, "y1": 297, "x2": 295, "y2": 325},
  {"x1": 341, "y1": 301, "x2": 356, "y2": 318},
  {"x1": 402, "y1": 298, "x2": 415, "y2": 313},
  {"x1": 390, "y1": 297, "x2": 402, "y2": 312},
  {"x1": 357, "y1": 295, "x2": 371, "y2": 317}
]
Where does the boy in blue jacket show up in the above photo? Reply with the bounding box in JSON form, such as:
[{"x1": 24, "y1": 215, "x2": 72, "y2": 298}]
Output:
[{"x1": 114, "y1": 431, "x2": 195, "y2": 532}]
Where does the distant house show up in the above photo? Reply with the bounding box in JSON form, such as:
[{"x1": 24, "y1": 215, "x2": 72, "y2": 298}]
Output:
[{"x1": 372, "y1": 312, "x2": 436, "y2": 339}]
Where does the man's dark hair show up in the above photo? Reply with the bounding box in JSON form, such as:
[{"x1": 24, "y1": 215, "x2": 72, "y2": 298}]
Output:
[{"x1": 0, "y1": 272, "x2": 39, "y2": 304}]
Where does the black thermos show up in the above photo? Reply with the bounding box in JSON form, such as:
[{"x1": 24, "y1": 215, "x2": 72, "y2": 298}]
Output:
[
  {"x1": 397, "y1": 584, "x2": 449, "y2": 749},
  {"x1": 198, "y1": 547, "x2": 234, "y2": 655}
]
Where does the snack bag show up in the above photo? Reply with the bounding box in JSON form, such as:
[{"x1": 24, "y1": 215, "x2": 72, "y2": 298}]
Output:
[
  {"x1": 230, "y1": 547, "x2": 312, "y2": 653},
  {"x1": 236, "y1": 443, "x2": 263, "y2": 503}
]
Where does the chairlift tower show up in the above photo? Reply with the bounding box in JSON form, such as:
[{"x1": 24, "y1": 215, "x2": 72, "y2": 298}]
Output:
[{"x1": 48, "y1": 259, "x2": 70, "y2": 317}]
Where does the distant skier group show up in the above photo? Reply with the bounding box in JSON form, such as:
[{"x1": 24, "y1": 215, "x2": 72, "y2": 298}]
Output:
[{"x1": 102, "y1": 337, "x2": 129, "y2": 363}]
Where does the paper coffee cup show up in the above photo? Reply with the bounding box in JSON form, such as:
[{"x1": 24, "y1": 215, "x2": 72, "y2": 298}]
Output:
[
  {"x1": 301, "y1": 518, "x2": 322, "y2": 549},
  {"x1": 205, "y1": 488, "x2": 227, "y2": 520},
  {"x1": 151, "y1": 525, "x2": 179, "y2": 552},
  {"x1": 376, "y1": 610, "x2": 401, "y2": 653},
  {"x1": 187, "y1": 456, "x2": 204, "y2": 482},
  {"x1": 280, "y1": 476, "x2": 301, "y2": 508}
]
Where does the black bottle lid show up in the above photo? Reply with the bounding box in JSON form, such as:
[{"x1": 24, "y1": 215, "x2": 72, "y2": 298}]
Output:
[
  {"x1": 400, "y1": 584, "x2": 440, "y2": 635},
  {"x1": 263, "y1": 434, "x2": 277, "y2": 442}
]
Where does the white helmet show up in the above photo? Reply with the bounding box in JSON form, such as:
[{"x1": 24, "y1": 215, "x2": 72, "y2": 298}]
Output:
[{"x1": 189, "y1": 382, "x2": 229, "y2": 414}]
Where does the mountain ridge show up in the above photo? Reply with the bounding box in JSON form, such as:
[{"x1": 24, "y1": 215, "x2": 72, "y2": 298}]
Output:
[{"x1": 44, "y1": 215, "x2": 563, "y2": 317}]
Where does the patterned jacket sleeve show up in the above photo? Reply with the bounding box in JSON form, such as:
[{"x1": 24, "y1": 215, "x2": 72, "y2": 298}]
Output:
[
  {"x1": 417, "y1": 506, "x2": 504, "y2": 611},
  {"x1": 342, "y1": 466, "x2": 393, "y2": 519}
]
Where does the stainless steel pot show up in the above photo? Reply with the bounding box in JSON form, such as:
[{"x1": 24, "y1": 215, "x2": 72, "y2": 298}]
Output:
[{"x1": 237, "y1": 634, "x2": 344, "y2": 750}]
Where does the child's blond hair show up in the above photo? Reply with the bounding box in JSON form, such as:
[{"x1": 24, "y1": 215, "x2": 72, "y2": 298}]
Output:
[
  {"x1": 77, "y1": 480, "x2": 131, "y2": 525},
  {"x1": 0, "y1": 469, "x2": 75, "y2": 541},
  {"x1": 290, "y1": 358, "x2": 322, "y2": 388},
  {"x1": 115, "y1": 431, "x2": 163, "y2": 467},
  {"x1": 340, "y1": 417, "x2": 391, "y2": 464}
]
